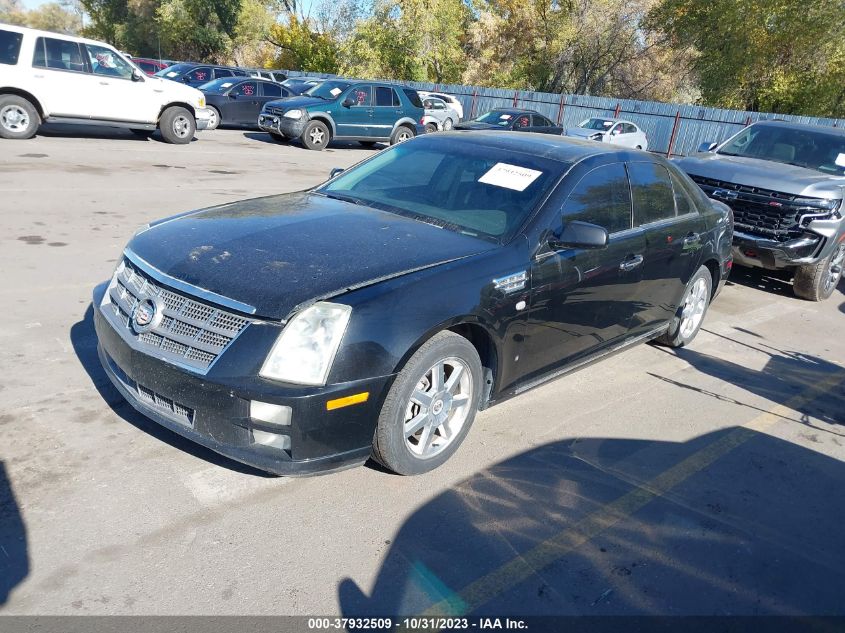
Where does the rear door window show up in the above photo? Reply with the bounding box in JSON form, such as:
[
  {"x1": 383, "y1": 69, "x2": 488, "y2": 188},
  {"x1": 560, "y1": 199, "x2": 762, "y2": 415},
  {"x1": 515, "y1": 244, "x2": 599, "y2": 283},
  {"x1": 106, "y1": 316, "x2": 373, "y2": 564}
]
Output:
[
  {"x1": 33, "y1": 37, "x2": 87, "y2": 73},
  {"x1": 629, "y1": 162, "x2": 677, "y2": 226},
  {"x1": 375, "y1": 86, "x2": 399, "y2": 107},
  {"x1": 562, "y1": 162, "x2": 632, "y2": 234},
  {"x1": 0, "y1": 29, "x2": 23, "y2": 65},
  {"x1": 262, "y1": 82, "x2": 282, "y2": 97},
  {"x1": 532, "y1": 114, "x2": 553, "y2": 127},
  {"x1": 214, "y1": 68, "x2": 234, "y2": 78}
]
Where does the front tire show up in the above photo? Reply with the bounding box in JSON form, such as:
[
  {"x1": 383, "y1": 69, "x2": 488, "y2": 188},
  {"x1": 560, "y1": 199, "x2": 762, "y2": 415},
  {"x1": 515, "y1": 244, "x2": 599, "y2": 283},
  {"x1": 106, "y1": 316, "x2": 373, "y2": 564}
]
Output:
[
  {"x1": 372, "y1": 331, "x2": 483, "y2": 475},
  {"x1": 390, "y1": 124, "x2": 414, "y2": 145},
  {"x1": 0, "y1": 95, "x2": 40, "y2": 140},
  {"x1": 159, "y1": 106, "x2": 195, "y2": 144},
  {"x1": 793, "y1": 242, "x2": 845, "y2": 301},
  {"x1": 301, "y1": 120, "x2": 329, "y2": 150},
  {"x1": 443, "y1": 118, "x2": 454, "y2": 131},
  {"x1": 207, "y1": 107, "x2": 221, "y2": 131},
  {"x1": 658, "y1": 265, "x2": 712, "y2": 348}
]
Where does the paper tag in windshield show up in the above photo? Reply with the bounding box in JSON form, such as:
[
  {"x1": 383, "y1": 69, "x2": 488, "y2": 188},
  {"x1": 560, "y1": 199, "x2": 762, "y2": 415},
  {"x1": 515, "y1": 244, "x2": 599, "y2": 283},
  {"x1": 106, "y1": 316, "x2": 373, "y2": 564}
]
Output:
[
  {"x1": 166, "y1": 71, "x2": 178, "y2": 77},
  {"x1": 479, "y1": 163, "x2": 543, "y2": 191},
  {"x1": 499, "y1": 114, "x2": 512, "y2": 120},
  {"x1": 330, "y1": 87, "x2": 342, "y2": 96},
  {"x1": 836, "y1": 153, "x2": 845, "y2": 167},
  {"x1": 221, "y1": 82, "x2": 232, "y2": 88}
]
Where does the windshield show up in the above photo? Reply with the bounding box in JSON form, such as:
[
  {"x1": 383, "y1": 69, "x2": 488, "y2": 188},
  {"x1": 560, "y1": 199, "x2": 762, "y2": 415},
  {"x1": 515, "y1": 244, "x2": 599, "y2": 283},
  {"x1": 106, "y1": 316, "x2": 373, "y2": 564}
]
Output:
[
  {"x1": 154, "y1": 63, "x2": 192, "y2": 78},
  {"x1": 198, "y1": 78, "x2": 239, "y2": 93},
  {"x1": 580, "y1": 118, "x2": 614, "y2": 131},
  {"x1": 305, "y1": 80, "x2": 350, "y2": 100},
  {"x1": 317, "y1": 137, "x2": 565, "y2": 242},
  {"x1": 717, "y1": 125, "x2": 845, "y2": 175},
  {"x1": 475, "y1": 111, "x2": 515, "y2": 126}
]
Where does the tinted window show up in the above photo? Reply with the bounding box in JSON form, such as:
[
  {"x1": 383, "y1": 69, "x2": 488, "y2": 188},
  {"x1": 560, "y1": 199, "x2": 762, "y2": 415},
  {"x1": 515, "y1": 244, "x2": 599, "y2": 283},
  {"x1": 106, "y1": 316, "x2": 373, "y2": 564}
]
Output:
[
  {"x1": 214, "y1": 68, "x2": 234, "y2": 78},
  {"x1": 231, "y1": 81, "x2": 257, "y2": 96},
  {"x1": 33, "y1": 37, "x2": 86, "y2": 72},
  {"x1": 623, "y1": 123, "x2": 637, "y2": 134},
  {"x1": 187, "y1": 67, "x2": 211, "y2": 82},
  {"x1": 629, "y1": 162, "x2": 676, "y2": 225},
  {"x1": 532, "y1": 115, "x2": 553, "y2": 127},
  {"x1": 375, "y1": 86, "x2": 399, "y2": 107},
  {"x1": 86, "y1": 44, "x2": 134, "y2": 80},
  {"x1": 562, "y1": 163, "x2": 632, "y2": 234},
  {"x1": 512, "y1": 114, "x2": 531, "y2": 129},
  {"x1": 669, "y1": 171, "x2": 696, "y2": 216},
  {"x1": 402, "y1": 88, "x2": 423, "y2": 108},
  {"x1": 349, "y1": 86, "x2": 371, "y2": 106},
  {"x1": 262, "y1": 82, "x2": 282, "y2": 97},
  {"x1": 0, "y1": 30, "x2": 23, "y2": 65}
]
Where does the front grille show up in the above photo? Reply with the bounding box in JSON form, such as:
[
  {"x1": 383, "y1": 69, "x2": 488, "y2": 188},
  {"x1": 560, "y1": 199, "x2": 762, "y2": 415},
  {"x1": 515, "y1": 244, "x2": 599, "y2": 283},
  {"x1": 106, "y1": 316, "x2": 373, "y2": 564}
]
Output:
[
  {"x1": 103, "y1": 258, "x2": 250, "y2": 373},
  {"x1": 267, "y1": 106, "x2": 286, "y2": 117},
  {"x1": 689, "y1": 175, "x2": 830, "y2": 242}
]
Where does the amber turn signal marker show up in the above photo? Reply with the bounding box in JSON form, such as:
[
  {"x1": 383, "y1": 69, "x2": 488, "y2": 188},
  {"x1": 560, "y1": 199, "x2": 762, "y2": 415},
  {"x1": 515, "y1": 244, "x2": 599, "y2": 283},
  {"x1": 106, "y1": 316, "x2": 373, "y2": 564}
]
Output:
[{"x1": 326, "y1": 392, "x2": 370, "y2": 411}]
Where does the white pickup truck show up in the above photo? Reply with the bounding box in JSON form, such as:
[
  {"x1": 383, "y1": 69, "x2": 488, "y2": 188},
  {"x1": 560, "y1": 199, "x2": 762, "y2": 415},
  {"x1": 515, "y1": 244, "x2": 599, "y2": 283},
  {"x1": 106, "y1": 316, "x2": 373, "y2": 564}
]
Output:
[{"x1": 0, "y1": 23, "x2": 213, "y2": 143}]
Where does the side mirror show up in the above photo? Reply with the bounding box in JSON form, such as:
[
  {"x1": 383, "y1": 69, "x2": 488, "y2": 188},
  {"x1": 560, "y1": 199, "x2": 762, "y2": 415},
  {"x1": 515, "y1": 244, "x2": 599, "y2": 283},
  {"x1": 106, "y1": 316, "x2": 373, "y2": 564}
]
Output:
[
  {"x1": 698, "y1": 141, "x2": 718, "y2": 152},
  {"x1": 131, "y1": 69, "x2": 143, "y2": 82},
  {"x1": 550, "y1": 221, "x2": 608, "y2": 250},
  {"x1": 330, "y1": 167, "x2": 344, "y2": 179},
  {"x1": 342, "y1": 97, "x2": 355, "y2": 108}
]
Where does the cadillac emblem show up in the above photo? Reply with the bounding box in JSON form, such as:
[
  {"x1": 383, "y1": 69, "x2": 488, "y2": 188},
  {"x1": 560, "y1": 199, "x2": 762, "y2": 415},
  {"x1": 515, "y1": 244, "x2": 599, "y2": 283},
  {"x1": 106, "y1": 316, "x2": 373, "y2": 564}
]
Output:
[{"x1": 131, "y1": 297, "x2": 162, "y2": 334}]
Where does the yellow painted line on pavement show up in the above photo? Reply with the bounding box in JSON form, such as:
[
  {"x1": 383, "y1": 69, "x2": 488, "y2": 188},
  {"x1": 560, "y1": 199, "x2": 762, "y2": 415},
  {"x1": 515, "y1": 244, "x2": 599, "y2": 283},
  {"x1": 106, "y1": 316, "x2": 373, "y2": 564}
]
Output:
[{"x1": 419, "y1": 371, "x2": 845, "y2": 619}]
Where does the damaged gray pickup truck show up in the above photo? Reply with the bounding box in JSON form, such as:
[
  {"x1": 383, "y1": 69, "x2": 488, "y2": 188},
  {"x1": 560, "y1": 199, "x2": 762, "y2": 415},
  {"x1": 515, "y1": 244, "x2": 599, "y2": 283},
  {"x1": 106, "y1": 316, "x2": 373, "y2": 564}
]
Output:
[{"x1": 676, "y1": 121, "x2": 845, "y2": 301}]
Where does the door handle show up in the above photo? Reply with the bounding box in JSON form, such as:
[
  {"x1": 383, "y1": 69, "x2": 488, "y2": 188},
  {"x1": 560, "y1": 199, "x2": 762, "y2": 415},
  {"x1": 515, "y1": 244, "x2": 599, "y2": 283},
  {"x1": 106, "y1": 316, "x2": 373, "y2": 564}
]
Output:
[
  {"x1": 619, "y1": 254, "x2": 644, "y2": 271},
  {"x1": 683, "y1": 232, "x2": 700, "y2": 245},
  {"x1": 99, "y1": 81, "x2": 110, "y2": 85}
]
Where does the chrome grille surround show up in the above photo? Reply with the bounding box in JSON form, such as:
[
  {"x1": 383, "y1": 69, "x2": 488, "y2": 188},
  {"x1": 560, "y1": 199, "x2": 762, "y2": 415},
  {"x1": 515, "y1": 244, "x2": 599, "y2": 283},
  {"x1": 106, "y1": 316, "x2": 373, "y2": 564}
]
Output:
[{"x1": 101, "y1": 257, "x2": 252, "y2": 374}]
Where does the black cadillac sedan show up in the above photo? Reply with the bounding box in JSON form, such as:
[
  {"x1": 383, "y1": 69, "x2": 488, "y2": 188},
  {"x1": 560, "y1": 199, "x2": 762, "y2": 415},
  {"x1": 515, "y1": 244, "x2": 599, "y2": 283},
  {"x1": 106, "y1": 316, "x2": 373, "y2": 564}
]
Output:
[
  {"x1": 200, "y1": 77, "x2": 294, "y2": 130},
  {"x1": 93, "y1": 133, "x2": 732, "y2": 476}
]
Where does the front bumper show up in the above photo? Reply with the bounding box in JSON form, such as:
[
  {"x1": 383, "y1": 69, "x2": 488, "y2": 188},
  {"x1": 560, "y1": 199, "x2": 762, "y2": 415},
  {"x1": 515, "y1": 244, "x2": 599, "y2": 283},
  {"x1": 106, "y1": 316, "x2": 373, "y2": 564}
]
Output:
[
  {"x1": 732, "y1": 230, "x2": 824, "y2": 269},
  {"x1": 93, "y1": 285, "x2": 393, "y2": 475},
  {"x1": 258, "y1": 112, "x2": 306, "y2": 138},
  {"x1": 194, "y1": 107, "x2": 214, "y2": 131}
]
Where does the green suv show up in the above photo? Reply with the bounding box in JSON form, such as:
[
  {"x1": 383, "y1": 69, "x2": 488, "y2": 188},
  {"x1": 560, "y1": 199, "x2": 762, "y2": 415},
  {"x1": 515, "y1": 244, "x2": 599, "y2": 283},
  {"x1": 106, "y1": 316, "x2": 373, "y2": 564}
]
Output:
[{"x1": 258, "y1": 79, "x2": 426, "y2": 150}]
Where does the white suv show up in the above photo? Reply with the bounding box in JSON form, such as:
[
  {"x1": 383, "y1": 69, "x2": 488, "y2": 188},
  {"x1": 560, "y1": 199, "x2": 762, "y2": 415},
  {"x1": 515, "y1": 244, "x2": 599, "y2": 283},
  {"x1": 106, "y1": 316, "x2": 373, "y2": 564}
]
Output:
[{"x1": 0, "y1": 23, "x2": 213, "y2": 143}]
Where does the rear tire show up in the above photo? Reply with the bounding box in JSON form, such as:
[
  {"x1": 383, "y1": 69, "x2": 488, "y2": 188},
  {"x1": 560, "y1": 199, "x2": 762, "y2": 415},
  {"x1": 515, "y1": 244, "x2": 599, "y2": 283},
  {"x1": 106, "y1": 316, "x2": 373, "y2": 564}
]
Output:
[
  {"x1": 0, "y1": 95, "x2": 40, "y2": 140},
  {"x1": 793, "y1": 243, "x2": 845, "y2": 301},
  {"x1": 657, "y1": 265, "x2": 712, "y2": 348},
  {"x1": 372, "y1": 331, "x2": 483, "y2": 475},
  {"x1": 301, "y1": 120, "x2": 329, "y2": 150},
  {"x1": 425, "y1": 122, "x2": 438, "y2": 133},
  {"x1": 159, "y1": 106, "x2": 195, "y2": 144},
  {"x1": 390, "y1": 124, "x2": 414, "y2": 145}
]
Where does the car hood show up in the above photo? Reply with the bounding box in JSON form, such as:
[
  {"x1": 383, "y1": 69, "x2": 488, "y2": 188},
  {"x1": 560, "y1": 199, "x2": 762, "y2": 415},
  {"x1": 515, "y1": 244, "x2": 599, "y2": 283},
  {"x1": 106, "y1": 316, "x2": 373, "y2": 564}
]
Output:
[
  {"x1": 263, "y1": 95, "x2": 330, "y2": 111},
  {"x1": 453, "y1": 121, "x2": 501, "y2": 131},
  {"x1": 127, "y1": 192, "x2": 495, "y2": 320},
  {"x1": 675, "y1": 152, "x2": 845, "y2": 199},
  {"x1": 565, "y1": 127, "x2": 604, "y2": 139}
]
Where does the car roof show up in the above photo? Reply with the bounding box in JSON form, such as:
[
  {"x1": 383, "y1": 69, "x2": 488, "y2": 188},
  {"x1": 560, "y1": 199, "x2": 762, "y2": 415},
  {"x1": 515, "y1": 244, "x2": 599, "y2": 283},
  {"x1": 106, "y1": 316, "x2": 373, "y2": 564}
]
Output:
[
  {"x1": 488, "y1": 108, "x2": 542, "y2": 115},
  {"x1": 435, "y1": 130, "x2": 645, "y2": 162},
  {"x1": 0, "y1": 22, "x2": 122, "y2": 48},
  {"x1": 751, "y1": 119, "x2": 845, "y2": 137}
]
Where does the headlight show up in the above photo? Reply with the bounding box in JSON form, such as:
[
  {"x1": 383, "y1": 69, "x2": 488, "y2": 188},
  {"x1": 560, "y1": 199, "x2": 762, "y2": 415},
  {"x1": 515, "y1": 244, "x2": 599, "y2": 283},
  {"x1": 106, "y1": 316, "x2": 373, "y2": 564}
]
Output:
[
  {"x1": 198, "y1": 96, "x2": 205, "y2": 108},
  {"x1": 260, "y1": 302, "x2": 352, "y2": 386},
  {"x1": 283, "y1": 109, "x2": 303, "y2": 119}
]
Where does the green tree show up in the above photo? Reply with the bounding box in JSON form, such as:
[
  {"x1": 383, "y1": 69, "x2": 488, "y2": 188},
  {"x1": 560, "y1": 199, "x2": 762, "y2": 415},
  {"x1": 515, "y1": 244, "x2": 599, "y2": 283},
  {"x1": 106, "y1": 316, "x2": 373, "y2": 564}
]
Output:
[
  {"x1": 649, "y1": 0, "x2": 845, "y2": 116},
  {"x1": 267, "y1": 15, "x2": 340, "y2": 72},
  {"x1": 26, "y1": 2, "x2": 84, "y2": 32},
  {"x1": 156, "y1": 0, "x2": 241, "y2": 60}
]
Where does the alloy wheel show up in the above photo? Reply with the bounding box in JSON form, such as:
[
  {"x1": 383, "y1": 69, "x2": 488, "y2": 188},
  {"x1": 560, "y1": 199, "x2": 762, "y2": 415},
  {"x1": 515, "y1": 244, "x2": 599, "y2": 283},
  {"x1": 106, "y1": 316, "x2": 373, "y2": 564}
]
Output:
[
  {"x1": 679, "y1": 277, "x2": 708, "y2": 339},
  {"x1": 403, "y1": 357, "x2": 472, "y2": 459},
  {"x1": 824, "y1": 243, "x2": 845, "y2": 295},
  {"x1": 309, "y1": 127, "x2": 325, "y2": 145},
  {"x1": 396, "y1": 130, "x2": 412, "y2": 142},
  {"x1": 1, "y1": 105, "x2": 29, "y2": 133},
  {"x1": 172, "y1": 115, "x2": 191, "y2": 139}
]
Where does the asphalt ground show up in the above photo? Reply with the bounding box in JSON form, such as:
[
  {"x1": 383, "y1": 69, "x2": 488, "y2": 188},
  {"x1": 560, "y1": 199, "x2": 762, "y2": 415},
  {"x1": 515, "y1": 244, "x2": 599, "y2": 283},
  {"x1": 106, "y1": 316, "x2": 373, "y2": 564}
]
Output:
[{"x1": 1, "y1": 126, "x2": 844, "y2": 619}]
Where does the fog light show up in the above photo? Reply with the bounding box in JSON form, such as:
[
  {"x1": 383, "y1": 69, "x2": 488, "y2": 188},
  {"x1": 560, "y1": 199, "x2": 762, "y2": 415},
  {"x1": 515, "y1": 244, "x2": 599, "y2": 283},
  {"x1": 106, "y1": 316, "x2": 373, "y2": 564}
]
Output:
[
  {"x1": 249, "y1": 401, "x2": 292, "y2": 426},
  {"x1": 252, "y1": 429, "x2": 291, "y2": 451}
]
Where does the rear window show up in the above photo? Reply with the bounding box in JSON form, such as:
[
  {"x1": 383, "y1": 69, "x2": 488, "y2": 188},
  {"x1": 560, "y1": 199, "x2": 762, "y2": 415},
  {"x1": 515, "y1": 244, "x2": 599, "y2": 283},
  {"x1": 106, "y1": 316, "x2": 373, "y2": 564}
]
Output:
[
  {"x1": 33, "y1": 37, "x2": 87, "y2": 73},
  {"x1": 402, "y1": 88, "x2": 423, "y2": 108},
  {"x1": 0, "y1": 29, "x2": 23, "y2": 66}
]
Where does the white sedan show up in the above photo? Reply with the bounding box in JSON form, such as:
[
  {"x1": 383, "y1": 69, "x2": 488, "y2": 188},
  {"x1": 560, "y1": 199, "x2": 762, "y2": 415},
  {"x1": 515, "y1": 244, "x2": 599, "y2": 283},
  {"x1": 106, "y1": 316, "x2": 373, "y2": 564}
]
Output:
[
  {"x1": 418, "y1": 91, "x2": 464, "y2": 121},
  {"x1": 565, "y1": 118, "x2": 649, "y2": 150}
]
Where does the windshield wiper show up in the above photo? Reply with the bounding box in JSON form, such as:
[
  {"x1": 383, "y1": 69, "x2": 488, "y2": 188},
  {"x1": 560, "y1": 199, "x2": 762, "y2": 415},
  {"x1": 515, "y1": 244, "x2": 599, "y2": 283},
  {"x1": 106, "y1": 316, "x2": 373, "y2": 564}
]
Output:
[{"x1": 321, "y1": 191, "x2": 372, "y2": 207}]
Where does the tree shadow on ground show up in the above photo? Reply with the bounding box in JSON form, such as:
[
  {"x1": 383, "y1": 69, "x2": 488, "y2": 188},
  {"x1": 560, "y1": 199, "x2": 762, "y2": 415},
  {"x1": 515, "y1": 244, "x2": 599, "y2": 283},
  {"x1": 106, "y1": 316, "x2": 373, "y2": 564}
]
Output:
[
  {"x1": 70, "y1": 300, "x2": 272, "y2": 477},
  {"x1": 0, "y1": 461, "x2": 28, "y2": 608},
  {"x1": 340, "y1": 426, "x2": 845, "y2": 617}
]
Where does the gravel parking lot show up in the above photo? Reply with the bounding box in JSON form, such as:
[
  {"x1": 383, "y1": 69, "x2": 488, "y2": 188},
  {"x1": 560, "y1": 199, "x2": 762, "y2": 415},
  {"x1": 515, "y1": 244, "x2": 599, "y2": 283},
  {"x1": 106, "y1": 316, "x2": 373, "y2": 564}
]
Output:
[{"x1": 1, "y1": 127, "x2": 844, "y2": 618}]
